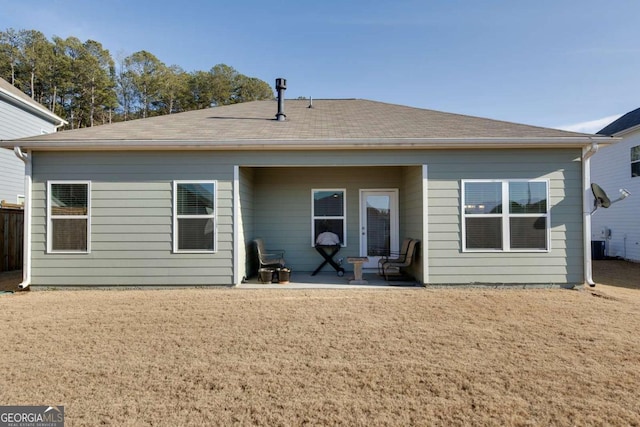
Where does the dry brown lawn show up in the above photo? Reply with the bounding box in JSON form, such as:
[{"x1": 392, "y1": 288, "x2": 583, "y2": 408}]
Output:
[{"x1": 1, "y1": 262, "x2": 639, "y2": 426}]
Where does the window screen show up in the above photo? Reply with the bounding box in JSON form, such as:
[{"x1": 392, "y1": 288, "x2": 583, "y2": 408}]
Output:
[
  {"x1": 174, "y1": 182, "x2": 216, "y2": 252},
  {"x1": 463, "y1": 180, "x2": 548, "y2": 251},
  {"x1": 48, "y1": 182, "x2": 90, "y2": 252},
  {"x1": 312, "y1": 190, "x2": 345, "y2": 245}
]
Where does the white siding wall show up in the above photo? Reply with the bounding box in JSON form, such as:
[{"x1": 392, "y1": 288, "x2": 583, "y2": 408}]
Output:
[
  {"x1": 0, "y1": 100, "x2": 57, "y2": 140},
  {"x1": 0, "y1": 97, "x2": 59, "y2": 203},
  {"x1": 0, "y1": 148, "x2": 24, "y2": 203},
  {"x1": 590, "y1": 131, "x2": 640, "y2": 261}
]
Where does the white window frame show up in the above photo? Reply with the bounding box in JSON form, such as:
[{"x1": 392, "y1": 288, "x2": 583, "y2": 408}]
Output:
[
  {"x1": 311, "y1": 188, "x2": 347, "y2": 247},
  {"x1": 47, "y1": 180, "x2": 91, "y2": 254},
  {"x1": 631, "y1": 145, "x2": 640, "y2": 177},
  {"x1": 173, "y1": 180, "x2": 217, "y2": 254},
  {"x1": 461, "y1": 179, "x2": 550, "y2": 252}
]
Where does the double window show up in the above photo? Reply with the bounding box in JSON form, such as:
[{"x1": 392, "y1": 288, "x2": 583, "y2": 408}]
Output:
[
  {"x1": 47, "y1": 181, "x2": 90, "y2": 253},
  {"x1": 631, "y1": 146, "x2": 640, "y2": 177},
  {"x1": 312, "y1": 189, "x2": 346, "y2": 246},
  {"x1": 462, "y1": 180, "x2": 549, "y2": 251},
  {"x1": 173, "y1": 181, "x2": 216, "y2": 253}
]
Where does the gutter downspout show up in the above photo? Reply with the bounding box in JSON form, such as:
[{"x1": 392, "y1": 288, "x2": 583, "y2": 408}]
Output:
[
  {"x1": 582, "y1": 142, "x2": 598, "y2": 287},
  {"x1": 14, "y1": 147, "x2": 32, "y2": 290}
]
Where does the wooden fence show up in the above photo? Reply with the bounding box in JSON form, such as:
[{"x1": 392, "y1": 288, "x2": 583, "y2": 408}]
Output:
[{"x1": 0, "y1": 205, "x2": 24, "y2": 272}]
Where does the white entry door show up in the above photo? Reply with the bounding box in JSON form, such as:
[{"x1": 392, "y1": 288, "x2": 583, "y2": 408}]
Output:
[{"x1": 359, "y1": 189, "x2": 399, "y2": 269}]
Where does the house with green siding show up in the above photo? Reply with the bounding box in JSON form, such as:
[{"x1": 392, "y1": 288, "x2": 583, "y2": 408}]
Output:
[{"x1": 1, "y1": 85, "x2": 613, "y2": 288}]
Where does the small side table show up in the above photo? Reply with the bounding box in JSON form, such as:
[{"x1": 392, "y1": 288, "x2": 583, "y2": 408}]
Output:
[{"x1": 347, "y1": 257, "x2": 369, "y2": 285}]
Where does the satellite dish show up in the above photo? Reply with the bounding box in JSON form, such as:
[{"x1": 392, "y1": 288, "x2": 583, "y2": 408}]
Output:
[
  {"x1": 591, "y1": 183, "x2": 611, "y2": 208},
  {"x1": 591, "y1": 183, "x2": 630, "y2": 214}
]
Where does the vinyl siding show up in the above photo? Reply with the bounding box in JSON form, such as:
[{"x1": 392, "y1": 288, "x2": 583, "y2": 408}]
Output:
[
  {"x1": 0, "y1": 148, "x2": 24, "y2": 203},
  {"x1": 0, "y1": 99, "x2": 58, "y2": 140},
  {"x1": 426, "y1": 149, "x2": 583, "y2": 285},
  {"x1": 590, "y1": 130, "x2": 640, "y2": 261},
  {"x1": 400, "y1": 166, "x2": 425, "y2": 281},
  {"x1": 31, "y1": 152, "x2": 235, "y2": 286},
  {"x1": 238, "y1": 167, "x2": 255, "y2": 281},
  {"x1": 30, "y1": 148, "x2": 583, "y2": 286},
  {"x1": 0, "y1": 96, "x2": 58, "y2": 203},
  {"x1": 252, "y1": 166, "x2": 403, "y2": 273}
]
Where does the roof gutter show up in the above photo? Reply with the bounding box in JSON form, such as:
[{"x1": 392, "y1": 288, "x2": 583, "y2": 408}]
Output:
[
  {"x1": 582, "y1": 141, "x2": 599, "y2": 287},
  {"x1": 13, "y1": 147, "x2": 32, "y2": 289},
  {"x1": 0, "y1": 136, "x2": 618, "y2": 151}
]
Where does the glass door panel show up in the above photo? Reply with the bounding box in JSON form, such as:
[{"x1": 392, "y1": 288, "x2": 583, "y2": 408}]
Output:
[{"x1": 360, "y1": 190, "x2": 398, "y2": 268}]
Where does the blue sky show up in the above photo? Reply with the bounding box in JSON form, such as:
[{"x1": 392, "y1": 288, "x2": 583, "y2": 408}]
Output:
[{"x1": 3, "y1": 0, "x2": 640, "y2": 133}]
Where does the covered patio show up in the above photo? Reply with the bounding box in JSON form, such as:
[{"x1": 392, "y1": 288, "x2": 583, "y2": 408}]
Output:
[{"x1": 235, "y1": 164, "x2": 426, "y2": 286}]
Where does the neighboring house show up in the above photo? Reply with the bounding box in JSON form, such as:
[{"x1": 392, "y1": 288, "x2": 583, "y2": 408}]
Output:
[
  {"x1": 0, "y1": 77, "x2": 66, "y2": 204},
  {"x1": 590, "y1": 108, "x2": 640, "y2": 261},
  {"x1": 0, "y1": 85, "x2": 613, "y2": 288}
]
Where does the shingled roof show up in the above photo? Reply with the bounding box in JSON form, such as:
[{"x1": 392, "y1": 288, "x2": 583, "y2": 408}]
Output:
[
  {"x1": 597, "y1": 107, "x2": 640, "y2": 136},
  {"x1": 3, "y1": 98, "x2": 609, "y2": 150}
]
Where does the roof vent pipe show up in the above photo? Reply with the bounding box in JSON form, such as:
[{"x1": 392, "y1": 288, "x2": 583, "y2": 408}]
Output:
[{"x1": 275, "y1": 78, "x2": 286, "y2": 121}]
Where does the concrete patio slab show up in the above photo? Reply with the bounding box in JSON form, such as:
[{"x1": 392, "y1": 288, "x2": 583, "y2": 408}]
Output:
[{"x1": 237, "y1": 270, "x2": 421, "y2": 289}]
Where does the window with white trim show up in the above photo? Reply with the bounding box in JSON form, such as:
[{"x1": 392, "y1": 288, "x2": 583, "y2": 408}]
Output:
[
  {"x1": 462, "y1": 180, "x2": 549, "y2": 251},
  {"x1": 631, "y1": 146, "x2": 640, "y2": 177},
  {"x1": 312, "y1": 189, "x2": 346, "y2": 246},
  {"x1": 173, "y1": 181, "x2": 216, "y2": 252},
  {"x1": 47, "y1": 181, "x2": 90, "y2": 253}
]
